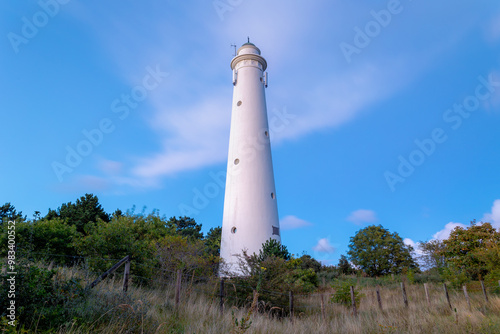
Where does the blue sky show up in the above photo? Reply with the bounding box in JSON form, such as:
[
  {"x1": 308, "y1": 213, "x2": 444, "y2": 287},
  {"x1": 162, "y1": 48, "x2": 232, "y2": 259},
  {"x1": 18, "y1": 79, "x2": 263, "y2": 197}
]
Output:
[{"x1": 2, "y1": 0, "x2": 500, "y2": 264}]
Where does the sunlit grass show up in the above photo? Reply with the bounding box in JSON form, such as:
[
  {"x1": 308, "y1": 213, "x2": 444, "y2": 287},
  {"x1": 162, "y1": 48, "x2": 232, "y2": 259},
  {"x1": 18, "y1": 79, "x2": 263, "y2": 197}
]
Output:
[{"x1": 50, "y1": 266, "x2": 500, "y2": 334}]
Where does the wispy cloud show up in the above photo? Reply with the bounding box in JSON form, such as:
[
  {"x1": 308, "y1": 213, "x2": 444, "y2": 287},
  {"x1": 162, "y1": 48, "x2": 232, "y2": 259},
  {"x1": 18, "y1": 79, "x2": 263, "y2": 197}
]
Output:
[
  {"x1": 62, "y1": 1, "x2": 486, "y2": 189},
  {"x1": 346, "y1": 209, "x2": 377, "y2": 225},
  {"x1": 280, "y1": 215, "x2": 313, "y2": 230},
  {"x1": 132, "y1": 96, "x2": 230, "y2": 179}
]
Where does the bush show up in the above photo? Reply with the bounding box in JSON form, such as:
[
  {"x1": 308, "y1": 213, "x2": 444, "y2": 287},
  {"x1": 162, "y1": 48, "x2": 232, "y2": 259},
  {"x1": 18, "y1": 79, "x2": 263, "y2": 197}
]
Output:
[
  {"x1": 330, "y1": 279, "x2": 363, "y2": 306},
  {"x1": 75, "y1": 213, "x2": 172, "y2": 282},
  {"x1": 0, "y1": 260, "x2": 85, "y2": 331},
  {"x1": 226, "y1": 252, "x2": 319, "y2": 314}
]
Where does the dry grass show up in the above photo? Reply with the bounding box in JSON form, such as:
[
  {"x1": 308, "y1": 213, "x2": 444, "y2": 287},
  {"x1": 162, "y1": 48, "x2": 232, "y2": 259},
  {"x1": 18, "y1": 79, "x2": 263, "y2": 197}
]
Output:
[{"x1": 49, "y1": 267, "x2": 500, "y2": 334}]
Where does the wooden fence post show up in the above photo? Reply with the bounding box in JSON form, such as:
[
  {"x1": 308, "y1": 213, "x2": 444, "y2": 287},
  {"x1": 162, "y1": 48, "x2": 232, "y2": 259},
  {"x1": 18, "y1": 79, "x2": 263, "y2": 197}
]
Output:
[
  {"x1": 480, "y1": 280, "x2": 489, "y2": 303},
  {"x1": 401, "y1": 282, "x2": 408, "y2": 308},
  {"x1": 175, "y1": 269, "x2": 181, "y2": 309},
  {"x1": 424, "y1": 283, "x2": 431, "y2": 306},
  {"x1": 463, "y1": 285, "x2": 471, "y2": 311},
  {"x1": 376, "y1": 286, "x2": 383, "y2": 311},
  {"x1": 219, "y1": 278, "x2": 225, "y2": 314},
  {"x1": 350, "y1": 286, "x2": 357, "y2": 316},
  {"x1": 443, "y1": 283, "x2": 452, "y2": 310},
  {"x1": 122, "y1": 259, "x2": 130, "y2": 292},
  {"x1": 289, "y1": 291, "x2": 294, "y2": 322}
]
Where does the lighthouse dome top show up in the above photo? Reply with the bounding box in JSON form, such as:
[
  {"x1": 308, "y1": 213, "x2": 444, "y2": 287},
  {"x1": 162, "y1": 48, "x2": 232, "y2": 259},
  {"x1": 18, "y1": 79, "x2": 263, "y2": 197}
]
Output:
[
  {"x1": 237, "y1": 42, "x2": 261, "y2": 56},
  {"x1": 231, "y1": 40, "x2": 267, "y2": 71}
]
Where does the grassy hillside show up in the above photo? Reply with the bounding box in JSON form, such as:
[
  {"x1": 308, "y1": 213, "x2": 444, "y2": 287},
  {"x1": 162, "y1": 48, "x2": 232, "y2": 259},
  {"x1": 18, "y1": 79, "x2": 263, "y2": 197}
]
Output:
[{"x1": 4, "y1": 262, "x2": 500, "y2": 333}]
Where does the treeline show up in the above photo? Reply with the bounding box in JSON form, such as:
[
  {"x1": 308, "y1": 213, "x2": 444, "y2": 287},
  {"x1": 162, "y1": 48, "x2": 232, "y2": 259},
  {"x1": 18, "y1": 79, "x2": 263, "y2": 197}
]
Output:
[
  {"x1": 0, "y1": 194, "x2": 223, "y2": 280},
  {"x1": 2, "y1": 194, "x2": 500, "y2": 331},
  {"x1": 418, "y1": 220, "x2": 500, "y2": 288},
  {"x1": 0, "y1": 194, "x2": 324, "y2": 288},
  {"x1": 329, "y1": 222, "x2": 500, "y2": 290}
]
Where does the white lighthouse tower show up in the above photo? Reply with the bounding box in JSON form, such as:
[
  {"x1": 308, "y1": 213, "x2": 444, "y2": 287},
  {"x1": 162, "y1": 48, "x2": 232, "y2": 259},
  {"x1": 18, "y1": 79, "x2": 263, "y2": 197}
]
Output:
[{"x1": 220, "y1": 40, "x2": 280, "y2": 275}]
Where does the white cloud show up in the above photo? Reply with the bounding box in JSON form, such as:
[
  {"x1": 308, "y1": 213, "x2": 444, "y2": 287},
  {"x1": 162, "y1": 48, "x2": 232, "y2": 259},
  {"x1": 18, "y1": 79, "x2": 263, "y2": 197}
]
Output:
[
  {"x1": 481, "y1": 199, "x2": 500, "y2": 229},
  {"x1": 312, "y1": 238, "x2": 336, "y2": 253},
  {"x1": 432, "y1": 222, "x2": 467, "y2": 240},
  {"x1": 346, "y1": 209, "x2": 377, "y2": 225},
  {"x1": 280, "y1": 215, "x2": 312, "y2": 230},
  {"x1": 403, "y1": 238, "x2": 424, "y2": 257}
]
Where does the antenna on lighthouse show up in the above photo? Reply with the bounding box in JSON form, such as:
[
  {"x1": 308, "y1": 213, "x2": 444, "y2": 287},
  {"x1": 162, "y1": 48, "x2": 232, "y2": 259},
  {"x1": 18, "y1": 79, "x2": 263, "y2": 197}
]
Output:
[{"x1": 230, "y1": 44, "x2": 237, "y2": 57}]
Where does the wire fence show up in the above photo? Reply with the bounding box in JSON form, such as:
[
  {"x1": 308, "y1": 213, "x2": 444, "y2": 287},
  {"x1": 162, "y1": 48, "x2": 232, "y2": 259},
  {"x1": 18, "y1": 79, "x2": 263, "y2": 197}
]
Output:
[{"x1": 5, "y1": 250, "x2": 500, "y2": 320}]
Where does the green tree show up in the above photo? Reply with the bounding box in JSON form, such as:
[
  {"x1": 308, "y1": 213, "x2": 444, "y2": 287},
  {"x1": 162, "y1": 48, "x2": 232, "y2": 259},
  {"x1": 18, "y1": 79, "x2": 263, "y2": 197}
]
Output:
[
  {"x1": 257, "y1": 238, "x2": 291, "y2": 261},
  {"x1": 0, "y1": 202, "x2": 24, "y2": 224},
  {"x1": 46, "y1": 193, "x2": 110, "y2": 234},
  {"x1": 155, "y1": 234, "x2": 219, "y2": 280},
  {"x1": 347, "y1": 225, "x2": 418, "y2": 277},
  {"x1": 298, "y1": 254, "x2": 322, "y2": 273},
  {"x1": 76, "y1": 213, "x2": 173, "y2": 281},
  {"x1": 338, "y1": 254, "x2": 354, "y2": 275},
  {"x1": 475, "y1": 240, "x2": 500, "y2": 286},
  {"x1": 418, "y1": 239, "x2": 446, "y2": 271},
  {"x1": 441, "y1": 222, "x2": 500, "y2": 280},
  {"x1": 205, "y1": 226, "x2": 222, "y2": 256},
  {"x1": 31, "y1": 218, "x2": 80, "y2": 263},
  {"x1": 167, "y1": 216, "x2": 203, "y2": 240}
]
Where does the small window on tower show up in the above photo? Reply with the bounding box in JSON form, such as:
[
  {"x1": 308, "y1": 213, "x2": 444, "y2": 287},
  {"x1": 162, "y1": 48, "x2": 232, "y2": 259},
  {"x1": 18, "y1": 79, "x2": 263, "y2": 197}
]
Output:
[
  {"x1": 272, "y1": 226, "x2": 280, "y2": 236},
  {"x1": 271, "y1": 192, "x2": 275, "y2": 199},
  {"x1": 237, "y1": 101, "x2": 242, "y2": 106},
  {"x1": 234, "y1": 158, "x2": 240, "y2": 165},
  {"x1": 264, "y1": 131, "x2": 269, "y2": 137},
  {"x1": 231, "y1": 227, "x2": 237, "y2": 234}
]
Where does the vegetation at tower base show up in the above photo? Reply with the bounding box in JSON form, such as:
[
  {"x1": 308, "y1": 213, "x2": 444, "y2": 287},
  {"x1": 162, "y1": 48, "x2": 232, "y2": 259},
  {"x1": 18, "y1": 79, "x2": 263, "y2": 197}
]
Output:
[
  {"x1": 347, "y1": 225, "x2": 419, "y2": 277},
  {"x1": 224, "y1": 240, "x2": 319, "y2": 315},
  {"x1": 257, "y1": 238, "x2": 292, "y2": 261},
  {"x1": 205, "y1": 226, "x2": 222, "y2": 257}
]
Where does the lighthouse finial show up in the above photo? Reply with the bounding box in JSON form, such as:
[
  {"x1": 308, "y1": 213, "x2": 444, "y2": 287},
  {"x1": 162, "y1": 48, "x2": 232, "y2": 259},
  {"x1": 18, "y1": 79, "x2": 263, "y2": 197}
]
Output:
[{"x1": 247, "y1": 36, "x2": 250, "y2": 43}]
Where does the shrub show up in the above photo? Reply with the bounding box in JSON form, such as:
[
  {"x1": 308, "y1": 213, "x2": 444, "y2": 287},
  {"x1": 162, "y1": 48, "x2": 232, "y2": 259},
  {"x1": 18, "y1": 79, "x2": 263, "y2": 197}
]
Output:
[
  {"x1": 330, "y1": 279, "x2": 363, "y2": 306},
  {"x1": 0, "y1": 260, "x2": 85, "y2": 331}
]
